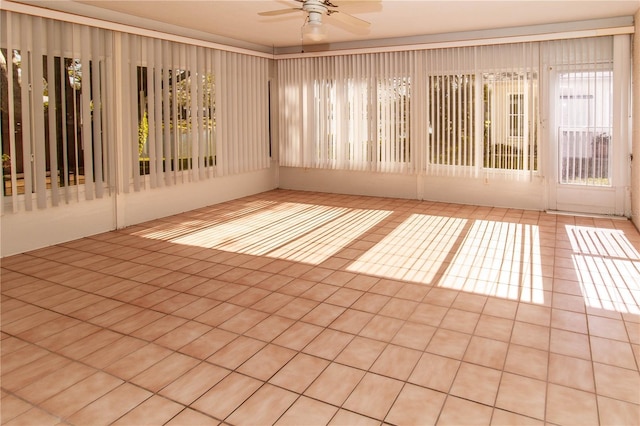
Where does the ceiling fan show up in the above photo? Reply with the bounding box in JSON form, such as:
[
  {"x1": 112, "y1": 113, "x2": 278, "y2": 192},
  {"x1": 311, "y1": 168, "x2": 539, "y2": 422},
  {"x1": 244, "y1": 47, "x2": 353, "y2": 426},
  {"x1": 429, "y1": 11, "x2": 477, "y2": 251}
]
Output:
[{"x1": 258, "y1": 0, "x2": 371, "y2": 42}]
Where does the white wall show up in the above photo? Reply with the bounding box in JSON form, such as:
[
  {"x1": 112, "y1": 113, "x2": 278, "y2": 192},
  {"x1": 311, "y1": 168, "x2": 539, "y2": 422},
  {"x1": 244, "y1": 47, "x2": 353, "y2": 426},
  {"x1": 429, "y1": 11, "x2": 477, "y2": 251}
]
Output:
[
  {"x1": 632, "y1": 10, "x2": 640, "y2": 229},
  {"x1": 1, "y1": 197, "x2": 115, "y2": 257},
  {"x1": 279, "y1": 167, "x2": 545, "y2": 210},
  {"x1": 1, "y1": 165, "x2": 278, "y2": 257}
]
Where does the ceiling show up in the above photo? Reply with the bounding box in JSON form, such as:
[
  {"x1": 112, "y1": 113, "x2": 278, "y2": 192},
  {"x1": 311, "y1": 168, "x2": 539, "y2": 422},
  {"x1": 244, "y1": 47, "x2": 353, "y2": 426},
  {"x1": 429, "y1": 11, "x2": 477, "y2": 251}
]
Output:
[{"x1": 11, "y1": 0, "x2": 640, "y2": 52}]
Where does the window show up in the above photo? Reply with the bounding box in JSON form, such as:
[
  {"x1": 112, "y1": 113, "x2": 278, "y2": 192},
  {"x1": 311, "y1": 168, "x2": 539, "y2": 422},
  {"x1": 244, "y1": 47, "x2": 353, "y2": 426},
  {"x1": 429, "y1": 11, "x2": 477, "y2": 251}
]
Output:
[
  {"x1": 378, "y1": 77, "x2": 410, "y2": 164},
  {"x1": 509, "y1": 94, "x2": 524, "y2": 137},
  {"x1": 483, "y1": 72, "x2": 538, "y2": 171},
  {"x1": 558, "y1": 70, "x2": 612, "y2": 186},
  {"x1": 428, "y1": 74, "x2": 475, "y2": 167},
  {"x1": 279, "y1": 52, "x2": 413, "y2": 173},
  {"x1": 136, "y1": 66, "x2": 216, "y2": 176},
  {"x1": 1, "y1": 44, "x2": 110, "y2": 208}
]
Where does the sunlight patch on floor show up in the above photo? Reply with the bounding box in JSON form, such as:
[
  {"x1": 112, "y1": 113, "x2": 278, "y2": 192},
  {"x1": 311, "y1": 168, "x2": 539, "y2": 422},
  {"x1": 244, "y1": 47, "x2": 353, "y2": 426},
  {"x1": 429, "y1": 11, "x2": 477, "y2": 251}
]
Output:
[
  {"x1": 567, "y1": 225, "x2": 640, "y2": 314},
  {"x1": 167, "y1": 202, "x2": 390, "y2": 264},
  {"x1": 347, "y1": 214, "x2": 467, "y2": 284},
  {"x1": 438, "y1": 221, "x2": 546, "y2": 304}
]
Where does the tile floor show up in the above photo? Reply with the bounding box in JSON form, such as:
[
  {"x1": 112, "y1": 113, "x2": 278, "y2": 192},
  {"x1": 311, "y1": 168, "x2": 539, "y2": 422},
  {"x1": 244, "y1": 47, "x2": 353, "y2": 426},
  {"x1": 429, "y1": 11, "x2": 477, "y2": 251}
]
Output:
[{"x1": 2, "y1": 189, "x2": 640, "y2": 425}]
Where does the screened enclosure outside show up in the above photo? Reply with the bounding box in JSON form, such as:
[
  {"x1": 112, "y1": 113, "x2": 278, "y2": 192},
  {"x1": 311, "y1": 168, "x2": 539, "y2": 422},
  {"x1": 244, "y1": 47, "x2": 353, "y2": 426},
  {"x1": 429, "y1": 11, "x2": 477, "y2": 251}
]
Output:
[
  {"x1": 279, "y1": 43, "x2": 541, "y2": 179},
  {"x1": 1, "y1": 10, "x2": 271, "y2": 212},
  {"x1": 0, "y1": 14, "x2": 113, "y2": 212},
  {"x1": 557, "y1": 70, "x2": 613, "y2": 186}
]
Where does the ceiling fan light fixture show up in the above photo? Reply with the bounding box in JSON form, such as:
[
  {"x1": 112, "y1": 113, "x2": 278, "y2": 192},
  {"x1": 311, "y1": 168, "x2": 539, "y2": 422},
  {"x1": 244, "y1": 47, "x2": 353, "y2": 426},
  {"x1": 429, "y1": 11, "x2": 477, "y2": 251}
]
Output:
[{"x1": 302, "y1": 11, "x2": 328, "y2": 42}]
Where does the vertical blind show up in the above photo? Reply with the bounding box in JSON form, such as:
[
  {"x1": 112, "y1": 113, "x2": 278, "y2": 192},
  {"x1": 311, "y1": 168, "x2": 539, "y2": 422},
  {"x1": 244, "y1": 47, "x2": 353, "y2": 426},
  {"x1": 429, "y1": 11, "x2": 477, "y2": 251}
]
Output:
[
  {"x1": 0, "y1": 11, "x2": 113, "y2": 212},
  {"x1": 542, "y1": 37, "x2": 614, "y2": 186},
  {"x1": 278, "y1": 44, "x2": 542, "y2": 179},
  {"x1": 121, "y1": 34, "x2": 271, "y2": 193},
  {"x1": 279, "y1": 52, "x2": 414, "y2": 173},
  {"x1": 1, "y1": 10, "x2": 271, "y2": 212}
]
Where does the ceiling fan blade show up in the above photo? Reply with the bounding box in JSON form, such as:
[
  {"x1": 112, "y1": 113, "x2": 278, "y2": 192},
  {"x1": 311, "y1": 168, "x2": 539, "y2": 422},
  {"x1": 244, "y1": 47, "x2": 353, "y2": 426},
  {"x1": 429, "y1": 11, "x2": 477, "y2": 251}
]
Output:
[
  {"x1": 328, "y1": 10, "x2": 370, "y2": 28},
  {"x1": 258, "y1": 8, "x2": 302, "y2": 17}
]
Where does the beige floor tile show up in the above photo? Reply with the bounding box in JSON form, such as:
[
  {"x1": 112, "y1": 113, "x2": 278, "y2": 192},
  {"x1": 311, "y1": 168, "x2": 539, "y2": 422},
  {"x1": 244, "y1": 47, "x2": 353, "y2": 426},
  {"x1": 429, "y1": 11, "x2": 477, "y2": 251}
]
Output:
[
  {"x1": 358, "y1": 314, "x2": 404, "y2": 341},
  {"x1": 179, "y1": 328, "x2": 238, "y2": 360},
  {"x1": 343, "y1": 372, "x2": 404, "y2": 420},
  {"x1": 276, "y1": 298, "x2": 319, "y2": 320},
  {"x1": 154, "y1": 320, "x2": 212, "y2": 350},
  {"x1": 370, "y1": 344, "x2": 422, "y2": 381},
  {"x1": 588, "y1": 315, "x2": 630, "y2": 341},
  {"x1": 3, "y1": 406, "x2": 61, "y2": 426},
  {"x1": 490, "y1": 409, "x2": 544, "y2": 425},
  {"x1": 59, "y1": 321, "x2": 118, "y2": 352},
  {"x1": 244, "y1": 315, "x2": 295, "y2": 342},
  {"x1": 104, "y1": 343, "x2": 173, "y2": 380},
  {"x1": 516, "y1": 303, "x2": 551, "y2": 326},
  {"x1": 437, "y1": 395, "x2": 493, "y2": 425},
  {"x1": 13, "y1": 361, "x2": 96, "y2": 404},
  {"x1": 474, "y1": 315, "x2": 514, "y2": 342},
  {"x1": 546, "y1": 383, "x2": 599, "y2": 426},
  {"x1": 165, "y1": 408, "x2": 219, "y2": 426},
  {"x1": 409, "y1": 302, "x2": 448, "y2": 326},
  {"x1": 226, "y1": 384, "x2": 297, "y2": 425},
  {"x1": 590, "y1": 335, "x2": 637, "y2": 369},
  {"x1": 450, "y1": 362, "x2": 501, "y2": 405},
  {"x1": 159, "y1": 362, "x2": 229, "y2": 405},
  {"x1": 426, "y1": 328, "x2": 471, "y2": 359},
  {"x1": 391, "y1": 321, "x2": 436, "y2": 351},
  {"x1": 40, "y1": 372, "x2": 124, "y2": 418},
  {"x1": 207, "y1": 335, "x2": 266, "y2": 370},
  {"x1": 593, "y1": 362, "x2": 640, "y2": 404},
  {"x1": 113, "y1": 395, "x2": 184, "y2": 425},
  {"x1": 5, "y1": 190, "x2": 640, "y2": 426},
  {"x1": 548, "y1": 353, "x2": 595, "y2": 392},
  {"x1": 386, "y1": 383, "x2": 446, "y2": 425},
  {"x1": 597, "y1": 395, "x2": 640, "y2": 426},
  {"x1": 269, "y1": 353, "x2": 330, "y2": 393},
  {"x1": 1, "y1": 393, "x2": 36, "y2": 423},
  {"x1": 218, "y1": 308, "x2": 269, "y2": 334},
  {"x1": 275, "y1": 396, "x2": 338, "y2": 425},
  {"x1": 549, "y1": 328, "x2": 591, "y2": 359},
  {"x1": 329, "y1": 309, "x2": 374, "y2": 334},
  {"x1": 82, "y1": 335, "x2": 148, "y2": 369},
  {"x1": 301, "y1": 303, "x2": 345, "y2": 327},
  {"x1": 67, "y1": 383, "x2": 152, "y2": 426},
  {"x1": 408, "y1": 352, "x2": 460, "y2": 393},
  {"x1": 463, "y1": 335, "x2": 509, "y2": 369},
  {"x1": 510, "y1": 321, "x2": 549, "y2": 351},
  {"x1": 325, "y1": 287, "x2": 364, "y2": 307},
  {"x1": 194, "y1": 302, "x2": 244, "y2": 327},
  {"x1": 130, "y1": 352, "x2": 200, "y2": 392},
  {"x1": 351, "y1": 292, "x2": 391, "y2": 313},
  {"x1": 272, "y1": 321, "x2": 324, "y2": 351},
  {"x1": 303, "y1": 328, "x2": 353, "y2": 360},
  {"x1": 191, "y1": 372, "x2": 262, "y2": 419},
  {"x1": 304, "y1": 363, "x2": 366, "y2": 406},
  {"x1": 237, "y1": 344, "x2": 297, "y2": 381},
  {"x1": 1, "y1": 353, "x2": 70, "y2": 393},
  {"x1": 440, "y1": 308, "x2": 481, "y2": 334},
  {"x1": 335, "y1": 336, "x2": 386, "y2": 370},
  {"x1": 504, "y1": 344, "x2": 548, "y2": 380},
  {"x1": 131, "y1": 315, "x2": 188, "y2": 341},
  {"x1": 551, "y1": 309, "x2": 588, "y2": 334},
  {"x1": 495, "y1": 372, "x2": 546, "y2": 420},
  {"x1": 328, "y1": 409, "x2": 379, "y2": 426}
]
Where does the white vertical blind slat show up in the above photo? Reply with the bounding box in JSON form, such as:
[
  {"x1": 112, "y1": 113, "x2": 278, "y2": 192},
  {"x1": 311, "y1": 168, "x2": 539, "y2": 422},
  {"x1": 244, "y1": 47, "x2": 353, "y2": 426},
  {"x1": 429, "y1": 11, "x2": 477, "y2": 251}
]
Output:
[
  {"x1": 19, "y1": 14, "x2": 33, "y2": 210},
  {"x1": 31, "y1": 17, "x2": 47, "y2": 208},
  {"x1": 46, "y1": 19, "x2": 60, "y2": 206},
  {"x1": 80, "y1": 25, "x2": 94, "y2": 200},
  {"x1": 92, "y1": 27, "x2": 105, "y2": 198}
]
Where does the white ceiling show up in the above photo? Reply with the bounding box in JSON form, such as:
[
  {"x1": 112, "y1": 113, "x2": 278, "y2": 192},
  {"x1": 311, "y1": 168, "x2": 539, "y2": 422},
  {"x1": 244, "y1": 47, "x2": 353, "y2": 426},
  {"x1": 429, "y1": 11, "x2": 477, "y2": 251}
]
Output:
[{"x1": 12, "y1": 0, "x2": 640, "y2": 51}]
